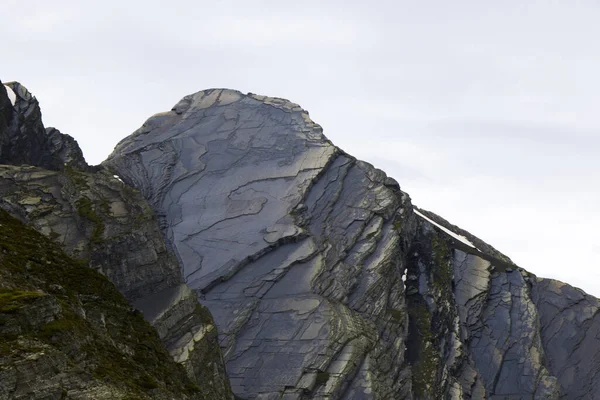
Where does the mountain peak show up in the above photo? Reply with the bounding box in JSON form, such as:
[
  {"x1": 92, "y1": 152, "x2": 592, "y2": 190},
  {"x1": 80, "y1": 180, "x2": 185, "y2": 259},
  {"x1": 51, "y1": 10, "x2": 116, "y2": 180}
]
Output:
[{"x1": 3, "y1": 82, "x2": 600, "y2": 399}]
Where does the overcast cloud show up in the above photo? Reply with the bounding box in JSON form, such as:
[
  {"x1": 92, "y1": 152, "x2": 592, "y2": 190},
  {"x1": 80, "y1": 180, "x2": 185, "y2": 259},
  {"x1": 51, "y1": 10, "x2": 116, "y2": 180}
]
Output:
[{"x1": 3, "y1": 0, "x2": 600, "y2": 295}]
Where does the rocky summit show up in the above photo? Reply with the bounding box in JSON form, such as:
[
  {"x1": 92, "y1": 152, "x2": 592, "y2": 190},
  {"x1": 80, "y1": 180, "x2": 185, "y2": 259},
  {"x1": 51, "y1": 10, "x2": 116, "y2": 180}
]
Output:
[{"x1": 1, "y1": 81, "x2": 600, "y2": 399}]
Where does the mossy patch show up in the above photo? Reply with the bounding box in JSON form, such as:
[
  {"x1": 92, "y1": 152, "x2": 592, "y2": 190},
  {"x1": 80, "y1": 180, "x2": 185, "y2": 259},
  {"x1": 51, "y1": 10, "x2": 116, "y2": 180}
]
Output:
[
  {"x1": 75, "y1": 196, "x2": 105, "y2": 243},
  {"x1": 64, "y1": 165, "x2": 90, "y2": 189},
  {"x1": 431, "y1": 234, "x2": 453, "y2": 291},
  {"x1": 0, "y1": 289, "x2": 45, "y2": 312},
  {"x1": 387, "y1": 307, "x2": 405, "y2": 323},
  {"x1": 0, "y1": 209, "x2": 203, "y2": 398},
  {"x1": 315, "y1": 371, "x2": 331, "y2": 387},
  {"x1": 404, "y1": 230, "x2": 458, "y2": 398},
  {"x1": 407, "y1": 301, "x2": 438, "y2": 398},
  {"x1": 393, "y1": 215, "x2": 402, "y2": 231}
]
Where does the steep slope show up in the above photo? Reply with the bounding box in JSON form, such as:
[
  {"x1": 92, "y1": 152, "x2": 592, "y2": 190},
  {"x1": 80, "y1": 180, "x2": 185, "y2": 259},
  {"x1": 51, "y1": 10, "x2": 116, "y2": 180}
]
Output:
[
  {"x1": 3, "y1": 79, "x2": 597, "y2": 399},
  {"x1": 0, "y1": 82, "x2": 233, "y2": 399},
  {"x1": 0, "y1": 208, "x2": 202, "y2": 399},
  {"x1": 105, "y1": 90, "x2": 413, "y2": 399},
  {"x1": 532, "y1": 279, "x2": 600, "y2": 398},
  {"x1": 105, "y1": 88, "x2": 600, "y2": 399},
  {"x1": 0, "y1": 81, "x2": 88, "y2": 171},
  {"x1": 404, "y1": 211, "x2": 560, "y2": 399}
]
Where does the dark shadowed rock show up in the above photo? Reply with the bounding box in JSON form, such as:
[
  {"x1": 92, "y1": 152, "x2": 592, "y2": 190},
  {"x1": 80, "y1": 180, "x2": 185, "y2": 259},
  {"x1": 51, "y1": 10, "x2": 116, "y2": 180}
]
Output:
[
  {"x1": 0, "y1": 81, "x2": 61, "y2": 169},
  {"x1": 0, "y1": 165, "x2": 233, "y2": 399},
  {"x1": 0, "y1": 81, "x2": 89, "y2": 171},
  {"x1": 46, "y1": 127, "x2": 90, "y2": 170},
  {"x1": 0, "y1": 82, "x2": 14, "y2": 151}
]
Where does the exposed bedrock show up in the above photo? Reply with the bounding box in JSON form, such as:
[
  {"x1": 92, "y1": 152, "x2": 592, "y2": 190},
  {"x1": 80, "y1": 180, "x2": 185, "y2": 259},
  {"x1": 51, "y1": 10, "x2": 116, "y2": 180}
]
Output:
[
  {"x1": 404, "y1": 221, "x2": 560, "y2": 399},
  {"x1": 532, "y1": 278, "x2": 600, "y2": 399},
  {"x1": 105, "y1": 90, "x2": 416, "y2": 399},
  {"x1": 0, "y1": 81, "x2": 88, "y2": 171},
  {"x1": 0, "y1": 165, "x2": 232, "y2": 399},
  {"x1": 0, "y1": 82, "x2": 233, "y2": 399},
  {"x1": 105, "y1": 88, "x2": 600, "y2": 399}
]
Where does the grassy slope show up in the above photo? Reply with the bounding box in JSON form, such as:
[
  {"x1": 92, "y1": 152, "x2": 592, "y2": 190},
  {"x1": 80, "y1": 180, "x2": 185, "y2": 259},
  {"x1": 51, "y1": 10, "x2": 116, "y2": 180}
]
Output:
[{"x1": 0, "y1": 209, "x2": 204, "y2": 399}]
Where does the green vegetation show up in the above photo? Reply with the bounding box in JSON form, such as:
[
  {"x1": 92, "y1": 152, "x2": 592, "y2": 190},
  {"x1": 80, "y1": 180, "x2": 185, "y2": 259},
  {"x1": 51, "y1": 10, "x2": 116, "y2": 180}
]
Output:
[
  {"x1": 408, "y1": 302, "x2": 438, "y2": 398},
  {"x1": 0, "y1": 289, "x2": 44, "y2": 312},
  {"x1": 386, "y1": 307, "x2": 405, "y2": 323},
  {"x1": 392, "y1": 215, "x2": 402, "y2": 231},
  {"x1": 315, "y1": 371, "x2": 331, "y2": 387},
  {"x1": 0, "y1": 209, "x2": 202, "y2": 398},
  {"x1": 64, "y1": 165, "x2": 90, "y2": 189},
  {"x1": 431, "y1": 234, "x2": 453, "y2": 291},
  {"x1": 194, "y1": 303, "x2": 215, "y2": 325},
  {"x1": 75, "y1": 196, "x2": 105, "y2": 243},
  {"x1": 406, "y1": 232, "x2": 457, "y2": 398}
]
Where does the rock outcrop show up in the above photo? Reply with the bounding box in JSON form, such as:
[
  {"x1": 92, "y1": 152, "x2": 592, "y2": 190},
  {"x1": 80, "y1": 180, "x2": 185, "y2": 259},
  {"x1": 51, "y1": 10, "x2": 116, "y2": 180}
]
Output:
[
  {"x1": 404, "y1": 213, "x2": 560, "y2": 399},
  {"x1": 0, "y1": 80, "x2": 88, "y2": 171},
  {"x1": 46, "y1": 127, "x2": 90, "y2": 171},
  {"x1": 0, "y1": 83, "x2": 233, "y2": 399},
  {"x1": 532, "y1": 278, "x2": 600, "y2": 399},
  {"x1": 4, "y1": 80, "x2": 600, "y2": 399},
  {"x1": 105, "y1": 88, "x2": 600, "y2": 399},
  {"x1": 104, "y1": 90, "x2": 413, "y2": 399}
]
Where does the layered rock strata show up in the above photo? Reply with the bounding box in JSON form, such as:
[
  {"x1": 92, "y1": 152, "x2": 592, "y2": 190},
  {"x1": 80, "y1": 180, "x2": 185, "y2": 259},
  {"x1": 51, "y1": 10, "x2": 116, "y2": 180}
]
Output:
[
  {"x1": 106, "y1": 88, "x2": 600, "y2": 399},
  {"x1": 0, "y1": 82, "x2": 233, "y2": 399},
  {"x1": 3, "y1": 79, "x2": 600, "y2": 399}
]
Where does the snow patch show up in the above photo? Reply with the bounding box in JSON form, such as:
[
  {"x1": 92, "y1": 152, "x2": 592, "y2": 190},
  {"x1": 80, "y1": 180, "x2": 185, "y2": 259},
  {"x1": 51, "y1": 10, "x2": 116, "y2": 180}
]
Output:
[
  {"x1": 4, "y1": 85, "x2": 16, "y2": 106},
  {"x1": 414, "y1": 209, "x2": 478, "y2": 249},
  {"x1": 113, "y1": 175, "x2": 124, "y2": 183}
]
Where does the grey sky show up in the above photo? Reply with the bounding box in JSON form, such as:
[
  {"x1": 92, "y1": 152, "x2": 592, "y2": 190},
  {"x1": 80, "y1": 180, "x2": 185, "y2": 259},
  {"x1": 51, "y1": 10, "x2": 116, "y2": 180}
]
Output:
[{"x1": 3, "y1": 1, "x2": 600, "y2": 295}]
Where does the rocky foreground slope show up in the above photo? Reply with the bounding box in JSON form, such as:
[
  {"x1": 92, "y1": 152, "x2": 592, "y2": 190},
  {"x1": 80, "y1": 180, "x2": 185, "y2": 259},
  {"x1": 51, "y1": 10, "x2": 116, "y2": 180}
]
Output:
[
  {"x1": 0, "y1": 208, "x2": 203, "y2": 399},
  {"x1": 0, "y1": 81, "x2": 233, "y2": 399},
  {"x1": 2, "y1": 80, "x2": 600, "y2": 399}
]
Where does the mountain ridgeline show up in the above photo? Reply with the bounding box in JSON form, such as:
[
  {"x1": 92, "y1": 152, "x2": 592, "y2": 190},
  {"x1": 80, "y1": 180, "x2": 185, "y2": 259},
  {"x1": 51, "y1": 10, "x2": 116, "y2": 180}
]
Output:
[{"x1": 1, "y1": 80, "x2": 598, "y2": 399}]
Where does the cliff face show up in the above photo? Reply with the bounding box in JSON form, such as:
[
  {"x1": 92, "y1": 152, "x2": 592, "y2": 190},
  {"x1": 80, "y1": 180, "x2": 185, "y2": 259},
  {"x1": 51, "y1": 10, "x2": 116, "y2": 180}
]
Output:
[
  {"x1": 105, "y1": 89, "x2": 600, "y2": 400},
  {"x1": 0, "y1": 81, "x2": 88, "y2": 171},
  {"x1": 0, "y1": 81, "x2": 233, "y2": 399},
  {"x1": 3, "y1": 80, "x2": 600, "y2": 400}
]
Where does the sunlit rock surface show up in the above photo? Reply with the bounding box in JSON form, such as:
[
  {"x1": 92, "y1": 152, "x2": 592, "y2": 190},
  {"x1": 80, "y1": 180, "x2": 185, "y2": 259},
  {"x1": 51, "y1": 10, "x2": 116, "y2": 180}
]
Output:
[
  {"x1": 3, "y1": 79, "x2": 599, "y2": 399},
  {"x1": 105, "y1": 90, "x2": 414, "y2": 399},
  {"x1": 106, "y1": 88, "x2": 600, "y2": 399}
]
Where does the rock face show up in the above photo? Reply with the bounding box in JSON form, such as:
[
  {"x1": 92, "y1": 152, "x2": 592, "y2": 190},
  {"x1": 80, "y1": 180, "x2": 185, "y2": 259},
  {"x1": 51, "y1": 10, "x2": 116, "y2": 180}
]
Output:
[
  {"x1": 0, "y1": 80, "x2": 88, "y2": 171},
  {"x1": 4, "y1": 80, "x2": 600, "y2": 399},
  {"x1": 105, "y1": 88, "x2": 600, "y2": 400},
  {"x1": 46, "y1": 127, "x2": 90, "y2": 171},
  {"x1": 104, "y1": 90, "x2": 413, "y2": 399},
  {"x1": 532, "y1": 279, "x2": 600, "y2": 399},
  {"x1": 0, "y1": 83, "x2": 233, "y2": 399},
  {"x1": 403, "y1": 215, "x2": 561, "y2": 399}
]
